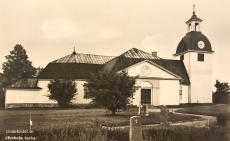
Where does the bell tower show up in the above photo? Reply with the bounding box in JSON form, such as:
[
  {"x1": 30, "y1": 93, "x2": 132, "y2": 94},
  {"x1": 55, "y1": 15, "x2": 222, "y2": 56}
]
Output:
[{"x1": 173, "y1": 6, "x2": 214, "y2": 103}]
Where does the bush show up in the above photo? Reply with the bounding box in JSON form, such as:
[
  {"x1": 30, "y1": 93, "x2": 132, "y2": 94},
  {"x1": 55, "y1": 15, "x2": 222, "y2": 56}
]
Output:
[
  {"x1": 216, "y1": 112, "x2": 229, "y2": 126},
  {"x1": 142, "y1": 126, "x2": 230, "y2": 141},
  {"x1": 37, "y1": 122, "x2": 114, "y2": 141},
  {"x1": 213, "y1": 92, "x2": 230, "y2": 104},
  {"x1": 0, "y1": 93, "x2": 5, "y2": 107},
  {"x1": 107, "y1": 128, "x2": 129, "y2": 141},
  {"x1": 47, "y1": 79, "x2": 77, "y2": 108}
]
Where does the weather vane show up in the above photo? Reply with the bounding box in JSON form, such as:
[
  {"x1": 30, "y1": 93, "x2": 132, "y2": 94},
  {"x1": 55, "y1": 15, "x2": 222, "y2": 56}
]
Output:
[{"x1": 193, "y1": 4, "x2": 195, "y2": 12}]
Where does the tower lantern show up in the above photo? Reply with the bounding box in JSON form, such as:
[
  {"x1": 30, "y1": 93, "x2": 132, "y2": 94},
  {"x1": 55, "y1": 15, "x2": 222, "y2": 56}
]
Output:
[{"x1": 186, "y1": 5, "x2": 203, "y2": 33}]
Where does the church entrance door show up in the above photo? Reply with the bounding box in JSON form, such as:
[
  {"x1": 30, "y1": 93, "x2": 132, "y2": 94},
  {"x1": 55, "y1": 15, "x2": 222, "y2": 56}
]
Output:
[{"x1": 141, "y1": 89, "x2": 151, "y2": 104}]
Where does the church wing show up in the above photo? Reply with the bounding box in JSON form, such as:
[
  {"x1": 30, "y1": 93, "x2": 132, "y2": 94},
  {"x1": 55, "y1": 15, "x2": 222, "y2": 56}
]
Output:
[{"x1": 102, "y1": 48, "x2": 190, "y2": 85}]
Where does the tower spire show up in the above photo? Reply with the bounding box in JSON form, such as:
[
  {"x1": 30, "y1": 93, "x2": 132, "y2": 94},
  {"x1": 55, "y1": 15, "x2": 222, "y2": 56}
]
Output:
[{"x1": 193, "y1": 4, "x2": 195, "y2": 15}]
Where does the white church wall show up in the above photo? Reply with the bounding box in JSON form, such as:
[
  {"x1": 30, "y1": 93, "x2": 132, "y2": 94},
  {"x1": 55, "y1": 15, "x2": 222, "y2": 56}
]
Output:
[
  {"x1": 183, "y1": 53, "x2": 190, "y2": 76},
  {"x1": 5, "y1": 89, "x2": 49, "y2": 103},
  {"x1": 132, "y1": 88, "x2": 141, "y2": 106},
  {"x1": 37, "y1": 80, "x2": 57, "y2": 103},
  {"x1": 179, "y1": 85, "x2": 189, "y2": 103},
  {"x1": 190, "y1": 53, "x2": 212, "y2": 103},
  {"x1": 5, "y1": 79, "x2": 92, "y2": 108},
  {"x1": 159, "y1": 80, "x2": 180, "y2": 105},
  {"x1": 179, "y1": 52, "x2": 213, "y2": 103},
  {"x1": 38, "y1": 79, "x2": 91, "y2": 104},
  {"x1": 71, "y1": 80, "x2": 92, "y2": 104}
]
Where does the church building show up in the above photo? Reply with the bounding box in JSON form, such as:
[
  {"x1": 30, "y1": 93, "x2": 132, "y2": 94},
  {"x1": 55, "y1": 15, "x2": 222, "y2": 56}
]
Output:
[{"x1": 4, "y1": 9, "x2": 214, "y2": 109}]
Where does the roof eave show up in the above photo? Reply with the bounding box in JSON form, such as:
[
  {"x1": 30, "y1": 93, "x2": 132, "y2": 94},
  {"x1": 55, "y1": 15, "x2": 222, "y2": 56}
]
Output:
[
  {"x1": 185, "y1": 19, "x2": 203, "y2": 24},
  {"x1": 173, "y1": 50, "x2": 214, "y2": 57}
]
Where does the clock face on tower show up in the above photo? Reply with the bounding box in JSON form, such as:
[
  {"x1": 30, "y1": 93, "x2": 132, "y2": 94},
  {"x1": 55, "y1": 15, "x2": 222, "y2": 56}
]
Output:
[
  {"x1": 197, "y1": 41, "x2": 205, "y2": 49},
  {"x1": 141, "y1": 66, "x2": 151, "y2": 76}
]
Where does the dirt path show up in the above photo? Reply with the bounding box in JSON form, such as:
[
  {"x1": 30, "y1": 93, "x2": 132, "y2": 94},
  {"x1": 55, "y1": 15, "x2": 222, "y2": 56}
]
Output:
[
  {"x1": 103, "y1": 109, "x2": 217, "y2": 130},
  {"x1": 170, "y1": 112, "x2": 216, "y2": 127},
  {"x1": 148, "y1": 108, "x2": 217, "y2": 127},
  {"x1": 104, "y1": 108, "x2": 216, "y2": 130}
]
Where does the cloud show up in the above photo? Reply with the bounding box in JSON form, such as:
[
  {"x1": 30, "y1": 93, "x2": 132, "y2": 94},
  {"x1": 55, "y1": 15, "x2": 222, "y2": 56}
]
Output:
[
  {"x1": 97, "y1": 28, "x2": 122, "y2": 40},
  {"x1": 141, "y1": 33, "x2": 166, "y2": 53},
  {"x1": 141, "y1": 33, "x2": 176, "y2": 59},
  {"x1": 41, "y1": 18, "x2": 122, "y2": 42},
  {"x1": 41, "y1": 18, "x2": 86, "y2": 40}
]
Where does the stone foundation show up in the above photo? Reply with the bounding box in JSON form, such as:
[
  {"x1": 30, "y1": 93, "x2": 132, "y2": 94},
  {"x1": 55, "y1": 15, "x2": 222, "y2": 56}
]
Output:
[{"x1": 5, "y1": 103, "x2": 59, "y2": 109}]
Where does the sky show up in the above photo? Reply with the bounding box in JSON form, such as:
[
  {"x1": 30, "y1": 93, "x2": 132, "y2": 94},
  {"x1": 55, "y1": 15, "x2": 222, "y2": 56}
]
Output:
[{"x1": 0, "y1": 0, "x2": 230, "y2": 90}]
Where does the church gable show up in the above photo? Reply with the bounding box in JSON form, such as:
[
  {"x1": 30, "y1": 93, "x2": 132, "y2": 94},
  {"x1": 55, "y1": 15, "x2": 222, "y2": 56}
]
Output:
[{"x1": 123, "y1": 61, "x2": 181, "y2": 79}]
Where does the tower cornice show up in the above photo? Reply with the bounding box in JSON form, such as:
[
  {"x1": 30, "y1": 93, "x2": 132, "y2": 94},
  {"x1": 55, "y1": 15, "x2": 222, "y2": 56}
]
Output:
[{"x1": 173, "y1": 50, "x2": 214, "y2": 57}]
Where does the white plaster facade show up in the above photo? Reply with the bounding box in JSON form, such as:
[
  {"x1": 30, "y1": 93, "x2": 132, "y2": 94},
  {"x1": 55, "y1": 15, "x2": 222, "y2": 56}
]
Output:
[
  {"x1": 5, "y1": 79, "x2": 92, "y2": 108},
  {"x1": 179, "y1": 85, "x2": 189, "y2": 104},
  {"x1": 125, "y1": 61, "x2": 181, "y2": 106},
  {"x1": 37, "y1": 80, "x2": 91, "y2": 104},
  {"x1": 176, "y1": 52, "x2": 212, "y2": 103}
]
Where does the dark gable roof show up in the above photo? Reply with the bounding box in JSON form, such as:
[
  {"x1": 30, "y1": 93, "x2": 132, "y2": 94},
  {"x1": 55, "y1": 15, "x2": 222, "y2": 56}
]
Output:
[
  {"x1": 103, "y1": 48, "x2": 176, "y2": 73},
  {"x1": 37, "y1": 63, "x2": 102, "y2": 79},
  {"x1": 165, "y1": 60, "x2": 190, "y2": 85},
  {"x1": 6, "y1": 78, "x2": 42, "y2": 89},
  {"x1": 37, "y1": 48, "x2": 190, "y2": 85},
  {"x1": 103, "y1": 48, "x2": 160, "y2": 72},
  {"x1": 38, "y1": 52, "x2": 115, "y2": 79}
]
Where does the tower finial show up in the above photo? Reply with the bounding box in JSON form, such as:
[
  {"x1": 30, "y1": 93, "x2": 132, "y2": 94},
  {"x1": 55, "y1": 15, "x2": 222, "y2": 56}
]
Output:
[
  {"x1": 193, "y1": 4, "x2": 195, "y2": 15},
  {"x1": 73, "y1": 47, "x2": 76, "y2": 54}
]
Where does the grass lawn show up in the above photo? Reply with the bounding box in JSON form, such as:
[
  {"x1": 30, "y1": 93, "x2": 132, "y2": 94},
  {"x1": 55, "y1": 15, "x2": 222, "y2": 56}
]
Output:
[
  {"x1": 0, "y1": 107, "x2": 200, "y2": 134},
  {"x1": 176, "y1": 104, "x2": 230, "y2": 116}
]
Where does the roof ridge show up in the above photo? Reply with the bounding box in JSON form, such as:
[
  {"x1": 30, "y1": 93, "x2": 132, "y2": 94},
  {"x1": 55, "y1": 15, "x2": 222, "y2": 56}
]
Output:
[
  {"x1": 51, "y1": 52, "x2": 115, "y2": 64},
  {"x1": 74, "y1": 52, "x2": 115, "y2": 57}
]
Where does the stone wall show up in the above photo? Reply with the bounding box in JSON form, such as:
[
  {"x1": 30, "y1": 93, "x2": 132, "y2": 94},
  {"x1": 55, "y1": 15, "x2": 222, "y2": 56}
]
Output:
[{"x1": 5, "y1": 103, "x2": 59, "y2": 109}]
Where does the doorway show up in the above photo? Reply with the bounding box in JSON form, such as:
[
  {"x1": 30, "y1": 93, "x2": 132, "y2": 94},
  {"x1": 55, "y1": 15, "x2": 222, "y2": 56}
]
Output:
[{"x1": 141, "y1": 89, "x2": 151, "y2": 104}]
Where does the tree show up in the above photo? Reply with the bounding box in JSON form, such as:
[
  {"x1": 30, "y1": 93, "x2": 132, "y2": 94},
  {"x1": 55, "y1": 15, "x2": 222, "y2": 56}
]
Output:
[
  {"x1": 85, "y1": 70, "x2": 138, "y2": 115},
  {"x1": 214, "y1": 80, "x2": 230, "y2": 93},
  {"x1": 0, "y1": 73, "x2": 5, "y2": 107},
  {"x1": 35, "y1": 66, "x2": 44, "y2": 77},
  {"x1": 47, "y1": 79, "x2": 77, "y2": 107},
  {"x1": 1, "y1": 44, "x2": 36, "y2": 88},
  {"x1": 0, "y1": 44, "x2": 36, "y2": 107}
]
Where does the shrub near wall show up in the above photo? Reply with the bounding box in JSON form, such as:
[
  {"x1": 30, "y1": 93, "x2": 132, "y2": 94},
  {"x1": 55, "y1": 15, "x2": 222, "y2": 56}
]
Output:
[{"x1": 213, "y1": 92, "x2": 230, "y2": 104}]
